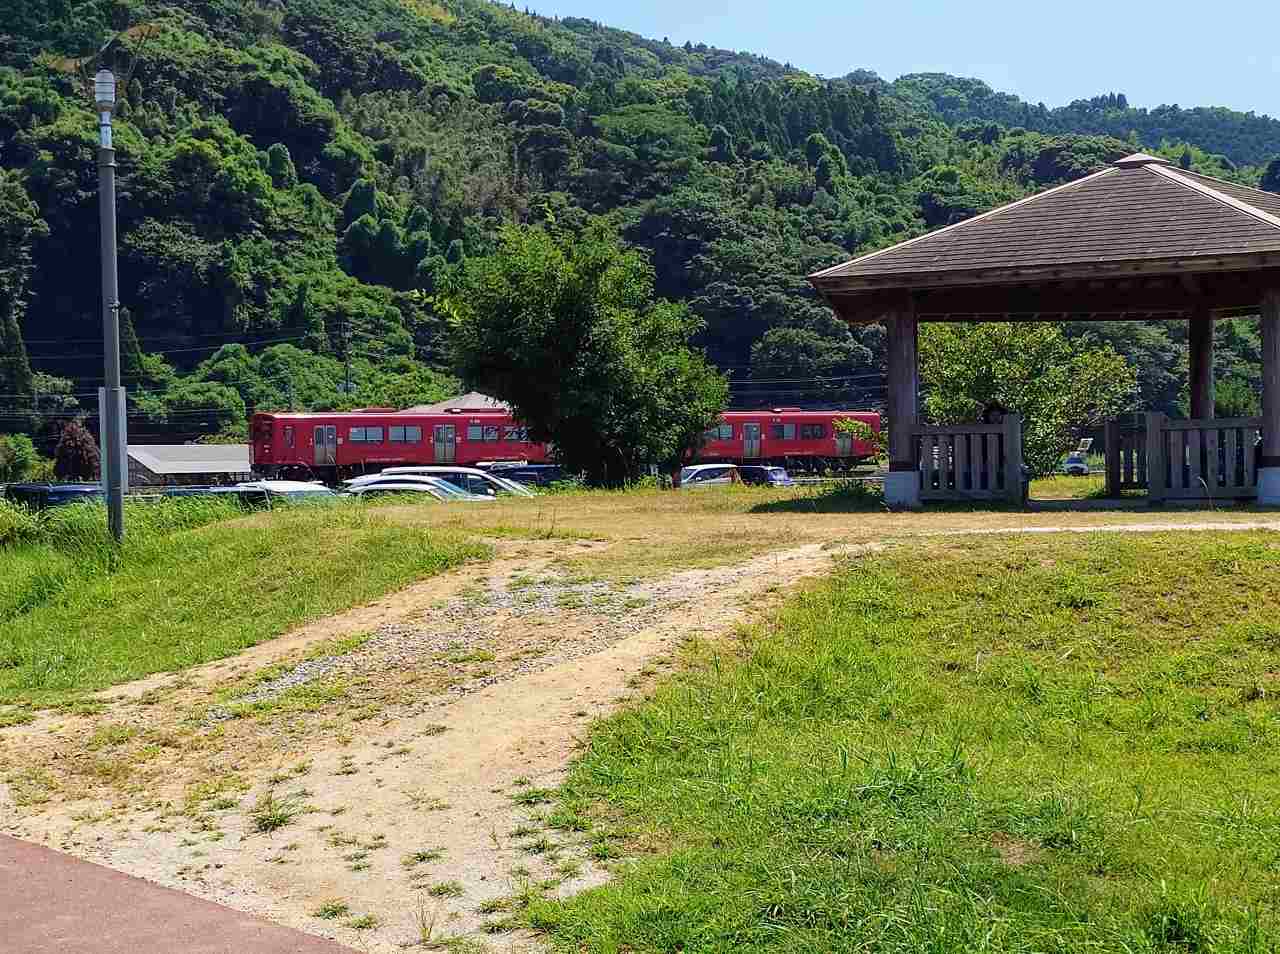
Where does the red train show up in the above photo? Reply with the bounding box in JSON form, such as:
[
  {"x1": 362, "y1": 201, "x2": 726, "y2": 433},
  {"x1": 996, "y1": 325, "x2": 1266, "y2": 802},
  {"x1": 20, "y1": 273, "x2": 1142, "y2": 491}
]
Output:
[{"x1": 250, "y1": 397, "x2": 880, "y2": 481}]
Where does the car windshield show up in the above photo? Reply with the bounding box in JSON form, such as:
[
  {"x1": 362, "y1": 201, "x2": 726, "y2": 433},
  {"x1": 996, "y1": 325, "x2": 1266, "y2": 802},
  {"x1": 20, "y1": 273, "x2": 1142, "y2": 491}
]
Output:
[
  {"x1": 767, "y1": 468, "x2": 787, "y2": 478},
  {"x1": 489, "y1": 474, "x2": 536, "y2": 496},
  {"x1": 680, "y1": 467, "x2": 696, "y2": 482},
  {"x1": 282, "y1": 489, "x2": 336, "y2": 499}
]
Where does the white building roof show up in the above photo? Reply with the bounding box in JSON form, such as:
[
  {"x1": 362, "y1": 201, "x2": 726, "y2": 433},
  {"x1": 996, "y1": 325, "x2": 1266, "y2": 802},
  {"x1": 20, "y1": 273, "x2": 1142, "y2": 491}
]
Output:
[
  {"x1": 128, "y1": 444, "x2": 251, "y2": 475},
  {"x1": 402, "y1": 391, "x2": 510, "y2": 414}
]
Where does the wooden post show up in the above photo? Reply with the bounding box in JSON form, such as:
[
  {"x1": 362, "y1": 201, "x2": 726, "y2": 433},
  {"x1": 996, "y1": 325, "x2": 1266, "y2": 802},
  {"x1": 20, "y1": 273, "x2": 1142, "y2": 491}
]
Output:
[
  {"x1": 1189, "y1": 306, "x2": 1215, "y2": 420},
  {"x1": 1105, "y1": 418, "x2": 1121, "y2": 496},
  {"x1": 883, "y1": 301, "x2": 920, "y2": 507},
  {"x1": 1146, "y1": 411, "x2": 1167, "y2": 504},
  {"x1": 1260, "y1": 290, "x2": 1280, "y2": 504},
  {"x1": 1003, "y1": 413, "x2": 1024, "y2": 504}
]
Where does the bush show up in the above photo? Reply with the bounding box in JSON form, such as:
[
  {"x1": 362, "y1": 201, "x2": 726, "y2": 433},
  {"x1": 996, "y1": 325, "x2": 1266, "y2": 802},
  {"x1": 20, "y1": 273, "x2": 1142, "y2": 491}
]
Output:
[
  {"x1": 0, "y1": 434, "x2": 39, "y2": 482},
  {"x1": 0, "y1": 498, "x2": 39, "y2": 548}
]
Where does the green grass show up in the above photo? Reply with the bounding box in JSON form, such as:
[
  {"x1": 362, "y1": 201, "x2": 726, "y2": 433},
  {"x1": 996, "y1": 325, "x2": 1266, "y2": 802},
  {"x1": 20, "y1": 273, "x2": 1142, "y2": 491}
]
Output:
[
  {"x1": 1030, "y1": 472, "x2": 1109, "y2": 500},
  {"x1": 529, "y1": 531, "x2": 1280, "y2": 952},
  {"x1": 0, "y1": 501, "x2": 486, "y2": 706}
]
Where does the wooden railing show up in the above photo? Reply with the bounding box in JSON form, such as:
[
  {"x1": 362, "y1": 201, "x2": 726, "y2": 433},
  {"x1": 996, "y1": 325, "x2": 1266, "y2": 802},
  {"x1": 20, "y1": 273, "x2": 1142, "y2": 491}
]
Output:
[
  {"x1": 1104, "y1": 419, "x2": 1147, "y2": 494},
  {"x1": 1146, "y1": 413, "x2": 1262, "y2": 501},
  {"x1": 914, "y1": 415, "x2": 1024, "y2": 503}
]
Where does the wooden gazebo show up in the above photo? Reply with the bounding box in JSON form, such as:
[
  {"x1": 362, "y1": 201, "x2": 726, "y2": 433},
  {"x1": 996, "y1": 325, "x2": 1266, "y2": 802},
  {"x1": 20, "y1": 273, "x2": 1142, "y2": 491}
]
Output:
[{"x1": 809, "y1": 153, "x2": 1280, "y2": 507}]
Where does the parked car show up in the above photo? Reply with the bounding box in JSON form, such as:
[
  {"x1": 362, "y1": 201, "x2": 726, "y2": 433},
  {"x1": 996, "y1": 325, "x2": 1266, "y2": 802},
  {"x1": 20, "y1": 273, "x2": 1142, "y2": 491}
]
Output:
[
  {"x1": 737, "y1": 465, "x2": 795, "y2": 487},
  {"x1": 1061, "y1": 454, "x2": 1090, "y2": 477},
  {"x1": 346, "y1": 475, "x2": 495, "y2": 502},
  {"x1": 3, "y1": 482, "x2": 103, "y2": 510},
  {"x1": 486, "y1": 463, "x2": 565, "y2": 487},
  {"x1": 345, "y1": 466, "x2": 535, "y2": 498},
  {"x1": 162, "y1": 485, "x2": 270, "y2": 508},
  {"x1": 679, "y1": 464, "x2": 741, "y2": 488},
  {"x1": 235, "y1": 480, "x2": 339, "y2": 503}
]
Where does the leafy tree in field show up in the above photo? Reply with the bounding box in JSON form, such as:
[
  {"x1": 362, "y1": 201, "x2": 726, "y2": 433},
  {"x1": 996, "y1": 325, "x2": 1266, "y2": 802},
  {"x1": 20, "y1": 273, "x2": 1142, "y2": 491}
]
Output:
[
  {"x1": 919, "y1": 324, "x2": 1136, "y2": 477},
  {"x1": 53, "y1": 420, "x2": 99, "y2": 481},
  {"x1": 446, "y1": 225, "x2": 728, "y2": 486}
]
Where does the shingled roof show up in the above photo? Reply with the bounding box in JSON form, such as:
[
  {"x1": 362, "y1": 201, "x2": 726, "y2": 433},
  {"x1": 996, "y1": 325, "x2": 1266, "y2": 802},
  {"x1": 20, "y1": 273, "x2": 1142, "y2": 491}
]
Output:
[{"x1": 809, "y1": 154, "x2": 1280, "y2": 290}]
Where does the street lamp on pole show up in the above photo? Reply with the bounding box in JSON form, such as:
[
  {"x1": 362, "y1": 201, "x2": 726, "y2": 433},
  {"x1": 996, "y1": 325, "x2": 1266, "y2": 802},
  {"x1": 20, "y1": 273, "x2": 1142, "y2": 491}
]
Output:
[{"x1": 95, "y1": 68, "x2": 126, "y2": 542}]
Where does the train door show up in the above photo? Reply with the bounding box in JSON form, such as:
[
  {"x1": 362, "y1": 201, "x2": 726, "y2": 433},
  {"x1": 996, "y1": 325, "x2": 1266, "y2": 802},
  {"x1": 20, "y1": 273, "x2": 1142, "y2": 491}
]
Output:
[
  {"x1": 313, "y1": 425, "x2": 336, "y2": 467},
  {"x1": 743, "y1": 423, "x2": 761, "y2": 459},
  {"x1": 433, "y1": 424, "x2": 456, "y2": 463},
  {"x1": 835, "y1": 431, "x2": 853, "y2": 457}
]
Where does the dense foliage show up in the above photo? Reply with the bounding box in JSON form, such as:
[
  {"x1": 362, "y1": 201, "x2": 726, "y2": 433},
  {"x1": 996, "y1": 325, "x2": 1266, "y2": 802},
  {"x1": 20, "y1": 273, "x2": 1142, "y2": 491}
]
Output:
[
  {"x1": 447, "y1": 225, "x2": 727, "y2": 485},
  {"x1": 1, "y1": 0, "x2": 1277, "y2": 448},
  {"x1": 919, "y1": 325, "x2": 1137, "y2": 477}
]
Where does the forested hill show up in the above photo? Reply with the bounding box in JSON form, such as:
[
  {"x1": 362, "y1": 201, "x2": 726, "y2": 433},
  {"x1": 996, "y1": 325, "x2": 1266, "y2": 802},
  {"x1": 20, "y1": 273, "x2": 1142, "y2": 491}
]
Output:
[
  {"x1": 3, "y1": 0, "x2": 1279, "y2": 438},
  {"x1": 890, "y1": 74, "x2": 1280, "y2": 168}
]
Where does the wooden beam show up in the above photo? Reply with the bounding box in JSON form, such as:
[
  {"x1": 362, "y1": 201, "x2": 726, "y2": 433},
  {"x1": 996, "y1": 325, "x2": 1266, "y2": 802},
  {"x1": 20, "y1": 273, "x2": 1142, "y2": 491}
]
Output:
[
  {"x1": 826, "y1": 273, "x2": 1279, "y2": 324},
  {"x1": 811, "y1": 256, "x2": 1280, "y2": 295},
  {"x1": 885, "y1": 304, "x2": 919, "y2": 471},
  {"x1": 1261, "y1": 289, "x2": 1280, "y2": 469},
  {"x1": 1189, "y1": 306, "x2": 1215, "y2": 420}
]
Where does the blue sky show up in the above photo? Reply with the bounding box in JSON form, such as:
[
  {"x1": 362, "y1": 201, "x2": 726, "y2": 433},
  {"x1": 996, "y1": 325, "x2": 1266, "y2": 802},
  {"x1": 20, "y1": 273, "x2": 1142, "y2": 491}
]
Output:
[{"x1": 528, "y1": 0, "x2": 1280, "y2": 118}]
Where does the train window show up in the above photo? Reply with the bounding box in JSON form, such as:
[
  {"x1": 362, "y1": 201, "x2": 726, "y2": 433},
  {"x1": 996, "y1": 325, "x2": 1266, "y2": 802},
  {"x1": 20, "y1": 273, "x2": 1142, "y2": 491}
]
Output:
[
  {"x1": 283, "y1": 426, "x2": 294, "y2": 448},
  {"x1": 467, "y1": 424, "x2": 483, "y2": 441},
  {"x1": 390, "y1": 426, "x2": 422, "y2": 443},
  {"x1": 503, "y1": 426, "x2": 528, "y2": 442},
  {"x1": 349, "y1": 427, "x2": 366, "y2": 443},
  {"x1": 483, "y1": 426, "x2": 499, "y2": 441},
  {"x1": 350, "y1": 427, "x2": 384, "y2": 443},
  {"x1": 770, "y1": 423, "x2": 796, "y2": 440},
  {"x1": 718, "y1": 424, "x2": 733, "y2": 439},
  {"x1": 800, "y1": 423, "x2": 825, "y2": 439}
]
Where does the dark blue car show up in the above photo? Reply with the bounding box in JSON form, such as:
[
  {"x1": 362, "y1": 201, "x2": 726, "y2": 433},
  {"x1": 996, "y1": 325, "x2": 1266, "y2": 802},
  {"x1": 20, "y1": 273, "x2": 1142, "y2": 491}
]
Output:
[
  {"x1": 3, "y1": 482, "x2": 103, "y2": 510},
  {"x1": 737, "y1": 465, "x2": 795, "y2": 487}
]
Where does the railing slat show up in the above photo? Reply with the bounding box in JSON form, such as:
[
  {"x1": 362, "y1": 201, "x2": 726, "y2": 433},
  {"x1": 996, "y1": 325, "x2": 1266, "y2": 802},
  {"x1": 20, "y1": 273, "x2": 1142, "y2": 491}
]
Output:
[
  {"x1": 985, "y1": 433, "x2": 999, "y2": 492},
  {"x1": 955, "y1": 432, "x2": 969, "y2": 492},
  {"x1": 1204, "y1": 427, "x2": 1220, "y2": 492},
  {"x1": 1225, "y1": 427, "x2": 1239, "y2": 489}
]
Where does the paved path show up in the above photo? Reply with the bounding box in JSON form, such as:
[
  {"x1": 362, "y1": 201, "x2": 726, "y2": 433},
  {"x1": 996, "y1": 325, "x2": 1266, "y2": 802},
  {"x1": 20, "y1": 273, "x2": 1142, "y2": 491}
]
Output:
[{"x1": 0, "y1": 835, "x2": 354, "y2": 954}]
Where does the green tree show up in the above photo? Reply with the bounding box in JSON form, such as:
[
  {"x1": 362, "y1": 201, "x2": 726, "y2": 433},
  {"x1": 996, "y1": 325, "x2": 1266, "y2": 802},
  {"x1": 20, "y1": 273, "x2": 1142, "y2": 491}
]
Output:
[
  {"x1": 445, "y1": 225, "x2": 728, "y2": 486},
  {"x1": 53, "y1": 420, "x2": 100, "y2": 481},
  {"x1": 919, "y1": 324, "x2": 1136, "y2": 477},
  {"x1": 0, "y1": 171, "x2": 47, "y2": 401},
  {"x1": 1262, "y1": 158, "x2": 1280, "y2": 194}
]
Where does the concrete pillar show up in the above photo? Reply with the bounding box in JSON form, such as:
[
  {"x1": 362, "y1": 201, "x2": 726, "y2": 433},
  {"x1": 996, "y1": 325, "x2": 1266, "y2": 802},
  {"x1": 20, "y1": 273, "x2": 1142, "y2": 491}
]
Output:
[
  {"x1": 1260, "y1": 290, "x2": 1280, "y2": 505},
  {"x1": 884, "y1": 303, "x2": 920, "y2": 507},
  {"x1": 1188, "y1": 306, "x2": 1215, "y2": 420}
]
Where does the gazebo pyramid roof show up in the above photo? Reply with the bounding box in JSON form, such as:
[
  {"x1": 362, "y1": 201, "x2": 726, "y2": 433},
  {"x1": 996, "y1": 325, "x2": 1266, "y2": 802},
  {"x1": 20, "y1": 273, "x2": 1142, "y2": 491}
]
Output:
[{"x1": 809, "y1": 153, "x2": 1280, "y2": 293}]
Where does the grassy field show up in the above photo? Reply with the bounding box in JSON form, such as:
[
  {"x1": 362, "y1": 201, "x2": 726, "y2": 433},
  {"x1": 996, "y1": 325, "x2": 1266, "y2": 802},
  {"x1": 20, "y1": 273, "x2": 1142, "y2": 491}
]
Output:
[
  {"x1": 529, "y1": 531, "x2": 1280, "y2": 952},
  {"x1": 0, "y1": 499, "x2": 485, "y2": 707}
]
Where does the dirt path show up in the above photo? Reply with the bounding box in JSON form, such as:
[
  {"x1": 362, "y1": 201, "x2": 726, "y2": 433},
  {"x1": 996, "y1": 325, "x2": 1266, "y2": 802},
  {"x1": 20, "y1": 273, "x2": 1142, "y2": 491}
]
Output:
[
  {"x1": 3, "y1": 515, "x2": 1278, "y2": 952},
  {"x1": 0, "y1": 537, "x2": 856, "y2": 952}
]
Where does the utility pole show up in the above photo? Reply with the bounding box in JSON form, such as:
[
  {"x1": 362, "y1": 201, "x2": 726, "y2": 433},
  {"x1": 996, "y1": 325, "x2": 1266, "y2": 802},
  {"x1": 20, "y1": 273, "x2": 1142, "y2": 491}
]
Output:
[
  {"x1": 342, "y1": 316, "x2": 352, "y2": 395},
  {"x1": 95, "y1": 69, "x2": 125, "y2": 542}
]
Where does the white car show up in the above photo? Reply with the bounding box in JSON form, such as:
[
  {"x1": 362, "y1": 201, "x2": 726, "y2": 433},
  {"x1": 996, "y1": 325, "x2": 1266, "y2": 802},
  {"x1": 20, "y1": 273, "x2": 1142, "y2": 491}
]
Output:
[
  {"x1": 345, "y1": 466, "x2": 535, "y2": 498},
  {"x1": 236, "y1": 480, "x2": 338, "y2": 502},
  {"x1": 678, "y1": 464, "x2": 741, "y2": 488},
  {"x1": 345, "y1": 475, "x2": 495, "y2": 502}
]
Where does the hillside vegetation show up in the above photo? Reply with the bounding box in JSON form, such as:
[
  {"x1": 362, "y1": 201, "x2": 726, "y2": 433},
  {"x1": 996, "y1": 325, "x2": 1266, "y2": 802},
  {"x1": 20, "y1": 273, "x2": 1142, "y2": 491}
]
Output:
[{"x1": 2, "y1": 0, "x2": 1279, "y2": 433}]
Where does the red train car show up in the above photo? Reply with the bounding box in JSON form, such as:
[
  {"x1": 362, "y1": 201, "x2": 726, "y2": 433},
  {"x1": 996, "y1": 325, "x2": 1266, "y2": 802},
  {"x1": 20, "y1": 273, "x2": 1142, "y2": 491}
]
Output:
[
  {"x1": 250, "y1": 401, "x2": 881, "y2": 481},
  {"x1": 696, "y1": 409, "x2": 880, "y2": 472},
  {"x1": 250, "y1": 409, "x2": 552, "y2": 481}
]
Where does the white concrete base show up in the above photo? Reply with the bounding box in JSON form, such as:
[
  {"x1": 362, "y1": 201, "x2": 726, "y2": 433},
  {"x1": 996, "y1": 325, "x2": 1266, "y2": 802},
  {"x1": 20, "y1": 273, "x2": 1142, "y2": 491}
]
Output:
[
  {"x1": 1259, "y1": 466, "x2": 1280, "y2": 506},
  {"x1": 884, "y1": 470, "x2": 921, "y2": 508}
]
